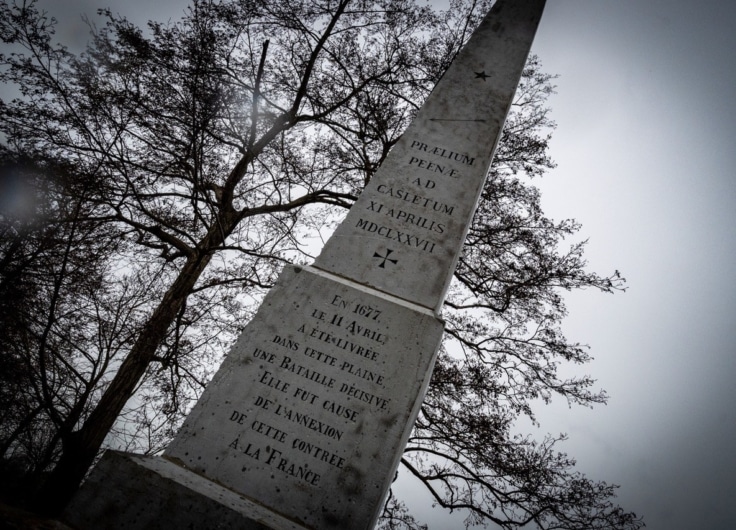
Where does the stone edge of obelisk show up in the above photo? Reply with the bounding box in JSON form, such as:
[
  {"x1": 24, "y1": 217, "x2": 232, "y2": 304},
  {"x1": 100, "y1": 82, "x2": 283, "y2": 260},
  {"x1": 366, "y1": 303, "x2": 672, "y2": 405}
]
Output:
[
  {"x1": 305, "y1": 265, "x2": 439, "y2": 317},
  {"x1": 367, "y1": 318, "x2": 443, "y2": 528}
]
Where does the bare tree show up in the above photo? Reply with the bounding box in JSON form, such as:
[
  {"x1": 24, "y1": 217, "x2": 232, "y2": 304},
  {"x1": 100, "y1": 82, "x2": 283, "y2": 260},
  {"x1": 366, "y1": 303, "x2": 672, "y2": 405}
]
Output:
[{"x1": 0, "y1": 156, "x2": 144, "y2": 501}]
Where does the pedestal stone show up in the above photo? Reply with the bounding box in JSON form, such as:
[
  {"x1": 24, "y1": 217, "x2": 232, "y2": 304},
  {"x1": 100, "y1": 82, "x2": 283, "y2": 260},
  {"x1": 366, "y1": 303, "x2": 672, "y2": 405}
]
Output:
[
  {"x1": 165, "y1": 265, "x2": 444, "y2": 528},
  {"x1": 62, "y1": 1, "x2": 546, "y2": 528},
  {"x1": 64, "y1": 451, "x2": 304, "y2": 530}
]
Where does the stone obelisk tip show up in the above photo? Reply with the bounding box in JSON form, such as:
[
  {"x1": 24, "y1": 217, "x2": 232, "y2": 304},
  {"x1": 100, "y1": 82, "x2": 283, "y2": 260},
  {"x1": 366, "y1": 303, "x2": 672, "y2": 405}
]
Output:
[{"x1": 314, "y1": 0, "x2": 546, "y2": 313}]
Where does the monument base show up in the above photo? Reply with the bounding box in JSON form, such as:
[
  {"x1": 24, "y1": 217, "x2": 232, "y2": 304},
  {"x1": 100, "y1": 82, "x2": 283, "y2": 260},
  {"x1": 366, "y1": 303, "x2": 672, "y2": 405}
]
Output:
[
  {"x1": 63, "y1": 265, "x2": 444, "y2": 529},
  {"x1": 62, "y1": 451, "x2": 306, "y2": 530}
]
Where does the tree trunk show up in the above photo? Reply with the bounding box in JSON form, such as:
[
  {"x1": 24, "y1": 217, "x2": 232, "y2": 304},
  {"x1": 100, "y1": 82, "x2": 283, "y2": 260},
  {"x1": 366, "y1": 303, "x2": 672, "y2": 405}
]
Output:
[{"x1": 35, "y1": 248, "x2": 216, "y2": 515}]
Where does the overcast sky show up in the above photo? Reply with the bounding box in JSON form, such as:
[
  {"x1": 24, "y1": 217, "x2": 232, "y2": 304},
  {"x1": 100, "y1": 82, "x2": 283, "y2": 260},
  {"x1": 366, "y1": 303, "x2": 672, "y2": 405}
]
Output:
[
  {"x1": 407, "y1": 7, "x2": 736, "y2": 528},
  {"x1": 12, "y1": 0, "x2": 736, "y2": 528},
  {"x1": 534, "y1": 1, "x2": 736, "y2": 529}
]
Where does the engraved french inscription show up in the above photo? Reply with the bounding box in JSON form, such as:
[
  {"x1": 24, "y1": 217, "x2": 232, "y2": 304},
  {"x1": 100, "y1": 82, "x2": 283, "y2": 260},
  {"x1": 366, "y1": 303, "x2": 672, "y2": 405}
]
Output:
[{"x1": 165, "y1": 266, "x2": 444, "y2": 528}]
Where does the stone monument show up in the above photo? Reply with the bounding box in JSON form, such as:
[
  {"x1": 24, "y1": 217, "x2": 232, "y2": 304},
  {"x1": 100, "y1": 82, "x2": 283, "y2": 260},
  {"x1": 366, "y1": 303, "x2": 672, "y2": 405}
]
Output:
[{"x1": 63, "y1": 0, "x2": 546, "y2": 528}]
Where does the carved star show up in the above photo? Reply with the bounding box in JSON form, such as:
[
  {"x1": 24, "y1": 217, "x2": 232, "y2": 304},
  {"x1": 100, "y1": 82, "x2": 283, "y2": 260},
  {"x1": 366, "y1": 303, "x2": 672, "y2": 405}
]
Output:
[{"x1": 474, "y1": 70, "x2": 490, "y2": 81}]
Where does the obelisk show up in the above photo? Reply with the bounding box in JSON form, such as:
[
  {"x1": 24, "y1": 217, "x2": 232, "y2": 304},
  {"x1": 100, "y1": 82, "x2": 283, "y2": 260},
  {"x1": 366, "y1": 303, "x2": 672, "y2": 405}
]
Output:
[{"x1": 63, "y1": 1, "x2": 546, "y2": 529}]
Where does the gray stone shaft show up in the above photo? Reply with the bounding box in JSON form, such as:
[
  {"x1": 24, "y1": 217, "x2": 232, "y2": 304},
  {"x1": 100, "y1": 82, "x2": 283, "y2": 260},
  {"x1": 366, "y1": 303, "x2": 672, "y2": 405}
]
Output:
[{"x1": 314, "y1": 0, "x2": 547, "y2": 312}]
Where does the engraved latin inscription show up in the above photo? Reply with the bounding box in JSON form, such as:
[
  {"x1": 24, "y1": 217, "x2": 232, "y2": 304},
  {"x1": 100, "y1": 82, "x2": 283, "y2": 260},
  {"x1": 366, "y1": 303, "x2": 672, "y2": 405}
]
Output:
[{"x1": 354, "y1": 138, "x2": 478, "y2": 262}]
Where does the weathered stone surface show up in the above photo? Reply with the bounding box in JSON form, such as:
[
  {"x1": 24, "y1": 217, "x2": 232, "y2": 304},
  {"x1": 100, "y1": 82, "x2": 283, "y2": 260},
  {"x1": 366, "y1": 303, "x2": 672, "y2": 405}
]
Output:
[
  {"x1": 164, "y1": 265, "x2": 444, "y2": 529},
  {"x1": 314, "y1": 0, "x2": 546, "y2": 312},
  {"x1": 63, "y1": 451, "x2": 304, "y2": 530}
]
